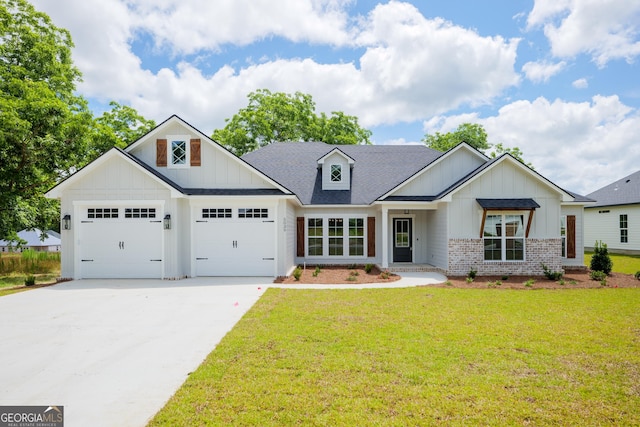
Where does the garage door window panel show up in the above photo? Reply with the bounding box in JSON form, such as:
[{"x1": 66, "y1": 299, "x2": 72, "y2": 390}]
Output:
[
  {"x1": 203, "y1": 208, "x2": 232, "y2": 219},
  {"x1": 87, "y1": 208, "x2": 119, "y2": 219},
  {"x1": 239, "y1": 208, "x2": 268, "y2": 218},
  {"x1": 125, "y1": 208, "x2": 156, "y2": 219}
]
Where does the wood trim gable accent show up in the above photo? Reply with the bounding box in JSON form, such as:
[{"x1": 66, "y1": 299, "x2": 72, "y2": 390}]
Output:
[
  {"x1": 190, "y1": 138, "x2": 201, "y2": 166},
  {"x1": 296, "y1": 217, "x2": 305, "y2": 257},
  {"x1": 156, "y1": 139, "x2": 167, "y2": 167},
  {"x1": 367, "y1": 217, "x2": 375, "y2": 257},
  {"x1": 567, "y1": 215, "x2": 576, "y2": 259}
]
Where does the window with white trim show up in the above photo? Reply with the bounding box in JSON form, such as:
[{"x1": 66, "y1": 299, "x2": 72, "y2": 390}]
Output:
[
  {"x1": 307, "y1": 215, "x2": 366, "y2": 257},
  {"x1": 483, "y1": 213, "x2": 525, "y2": 261},
  {"x1": 308, "y1": 218, "x2": 323, "y2": 256},
  {"x1": 167, "y1": 134, "x2": 190, "y2": 168},
  {"x1": 620, "y1": 214, "x2": 628, "y2": 243},
  {"x1": 330, "y1": 164, "x2": 342, "y2": 182}
]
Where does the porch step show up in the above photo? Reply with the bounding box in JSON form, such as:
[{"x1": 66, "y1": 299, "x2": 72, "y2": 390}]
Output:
[{"x1": 383, "y1": 264, "x2": 446, "y2": 274}]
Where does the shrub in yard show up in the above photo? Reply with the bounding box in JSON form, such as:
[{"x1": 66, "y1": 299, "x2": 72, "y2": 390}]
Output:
[
  {"x1": 380, "y1": 270, "x2": 390, "y2": 280},
  {"x1": 590, "y1": 241, "x2": 612, "y2": 275},
  {"x1": 590, "y1": 270, "x2": 607, "y2": 281},
  {"x1": 364, "y1": 263, "x2": 374, "y2": 274},
  {"x1": 524, "y1": 279, "x2": 535, "y2": 287},
  {"x1": 467, "y1": 268, "x2": 477, "y2": 279},
  {"x1": 541, "y1": 263, "x2": 563, "y2": 280},
  {"x1": 635, "y1": 271, "x2": 640, "y2": 280},
  {"x1": 293, "y1": 267, "x2": 302, "y2": 281},
  {"x1": 312, "y1": 266, "x2": 321, "y2": 277},
  {"x1": 24, "y1": 275, "x2": 36, "y2": 286}
]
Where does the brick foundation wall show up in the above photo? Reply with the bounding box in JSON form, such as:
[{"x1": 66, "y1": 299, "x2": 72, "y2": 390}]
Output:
[{"x1": 448, "y1": 238, "x2": 563, "y2": 276}]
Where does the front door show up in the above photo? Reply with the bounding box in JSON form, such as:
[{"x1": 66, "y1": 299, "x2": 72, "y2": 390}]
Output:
[{"x1": 393, "y1": 218, "x2": 412, "y2": 262}]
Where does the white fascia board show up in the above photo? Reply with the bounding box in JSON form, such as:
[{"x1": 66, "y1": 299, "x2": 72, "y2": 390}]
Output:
[{"x1": 317, "y1": 147, "x2": 355, "y2": 165}]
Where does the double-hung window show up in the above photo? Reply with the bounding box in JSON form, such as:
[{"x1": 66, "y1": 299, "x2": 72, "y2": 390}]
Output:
[
  {"x1": 307, "y1": 216, "x2": 366, "y2": 257},
  {"x1": 483, "y1": 213, "x2": 525, "y2": 261},
  {"x1": 620, "y1": 214, "x2": 628, "y2": 243}
]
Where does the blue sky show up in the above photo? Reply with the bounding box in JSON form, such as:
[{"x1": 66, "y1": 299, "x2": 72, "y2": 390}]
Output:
[{"x1": 32, "y1": 0, "x2": 640, "y2": 195}]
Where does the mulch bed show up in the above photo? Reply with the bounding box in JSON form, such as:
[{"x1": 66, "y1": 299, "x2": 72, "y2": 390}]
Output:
[
  {"x1": 275, "y1": 265, "x2": 640, "y2": 288},
  {"x1": 274, "y1": 265, "x2": 401, "y2": 285}
]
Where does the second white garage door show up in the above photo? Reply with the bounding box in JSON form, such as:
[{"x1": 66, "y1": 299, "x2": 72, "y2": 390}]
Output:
[{"x1": 194, "y1": 207, "x2": 275, "y2": 276}]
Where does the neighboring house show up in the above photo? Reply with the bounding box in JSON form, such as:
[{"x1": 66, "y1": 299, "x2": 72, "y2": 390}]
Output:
[
  {"x1": 0, "y1": 229, "x2": 61, "y2": 253},
  {"x1": 584, "y1": 170, "x2": 640, "y2": 254},
  {"x1": 45, "y1": 115, "x2": 590, "y2": 279}
]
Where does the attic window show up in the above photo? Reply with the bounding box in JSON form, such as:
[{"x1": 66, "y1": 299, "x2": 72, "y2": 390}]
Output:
[
  {"x1": 167, "y1": 134, "x2": 190, "y2": 168},
  {"x1": 330, "y1": 164, "x2": 342, "y2": 182},
  {"x1": 172, "y1": 140, "x2": 186, "y2": 165}
]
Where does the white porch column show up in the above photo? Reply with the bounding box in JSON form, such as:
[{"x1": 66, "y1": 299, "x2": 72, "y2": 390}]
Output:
[{"x1": 381, "y1": 206, "x2": 389, "y2": 268}]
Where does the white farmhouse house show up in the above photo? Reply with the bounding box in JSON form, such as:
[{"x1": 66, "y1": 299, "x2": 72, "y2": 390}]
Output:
[
  {"x1": 585, "y1": 170, "x2": 640, "y2": 254},
  {"x1": 46, "y1": 115, "x2": 590, "y2": 279}
]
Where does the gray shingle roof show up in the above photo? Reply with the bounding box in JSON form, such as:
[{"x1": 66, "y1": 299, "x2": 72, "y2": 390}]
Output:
[
  {"x1": 476, "y1": 198, "x2": 540, "y2": 209},
  {"x1": 242, "y1": 142, "x2": 443, "y2": 205},
  {"x1": 586, "y1": 169, "x2": 640, "y2": 207}
]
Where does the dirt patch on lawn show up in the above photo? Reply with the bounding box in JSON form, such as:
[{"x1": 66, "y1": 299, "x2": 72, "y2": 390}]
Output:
[
  {"x1": 275, "y1": 266, "x2": 640, "y2": 288},
  {"x1": 274, "y1": 265, "x2": 401, "y2": 285}
]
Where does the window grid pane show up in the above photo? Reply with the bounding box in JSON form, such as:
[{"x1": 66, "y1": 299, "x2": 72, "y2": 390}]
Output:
[
  {"x1": 308, "y1": 218, "x2": 323, "y2": 256},
  {"x1": 330, "y1": 164, "x2": 341, "y2": 182},
  {"x1": 88, "y1": 208, "x2": 119, "y2": 219},
  {"x1": 172, "y1": 140, "x2": 186, "y2": 164}
]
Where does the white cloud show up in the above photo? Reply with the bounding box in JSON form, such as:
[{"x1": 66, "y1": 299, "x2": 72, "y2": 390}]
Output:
[
  {"x1": 31, "y1": 0, "x2": 521, "y2": 133},
  {"x1": 521, "y1": 60, "x2": 566, "y2": 83},
  {"x1": 131, "y1": 0, "x2": 355, "y2": 54},
  {"x1": 572, "y1": 78, "x2": 588, "y2": 88},
  {"x1": 527, "y1": 0, "x2": 640, "y2": 66},
  {"x1": 422, "y1": 95, "x2": 640, "y2": 195},
  {"x1": 482, "y1": 96, "x2": 640, "y2": 195}
]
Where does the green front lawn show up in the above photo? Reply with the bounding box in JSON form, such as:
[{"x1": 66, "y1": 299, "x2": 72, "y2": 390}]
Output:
[
  {"x1": 585, "y1": 251, "x2": 640, "y2": 275},
  {"x1": 149, "y1": 287, "x2": 640, "y2": 426}
]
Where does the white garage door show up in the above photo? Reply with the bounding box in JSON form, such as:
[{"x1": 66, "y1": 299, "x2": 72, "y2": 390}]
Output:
[
  {"x1": 79, "y1": 207, "x2": 163, "y2": 279},
  {"x1": 194, "y1": 207, "x2": 275, "y2": 276}
]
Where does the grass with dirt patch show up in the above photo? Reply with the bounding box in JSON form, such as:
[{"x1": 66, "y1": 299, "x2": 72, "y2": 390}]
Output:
[{"x1": 149, "y1": 287, "x2": 640, "y2": 426}]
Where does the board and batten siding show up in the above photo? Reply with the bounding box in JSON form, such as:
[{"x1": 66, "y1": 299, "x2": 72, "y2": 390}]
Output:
[
  {"x1": 394, "y1": 148, "x2": 485, "y2": 197},
  {"x1": 584, "y1": 205, "x2": 640, "y2": 253},
  {"x1": 448, "y1": 161, "x2": 561, "y2": 239},
  {"x1": 426, "y1": 203, "x2": 448, "y2": 270},
  {"x1": 129, "y1": 122, "x2": 277, "y2": 190}
]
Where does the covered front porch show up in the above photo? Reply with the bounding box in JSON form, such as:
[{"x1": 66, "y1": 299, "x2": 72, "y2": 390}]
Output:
[{"x1": 376, "y1": 202, "x2": 448, "y2": 272}]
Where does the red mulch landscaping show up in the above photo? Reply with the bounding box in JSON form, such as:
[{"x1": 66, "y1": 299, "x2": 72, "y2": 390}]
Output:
[
  {"x1": 274, "y1": 265, "x2": 401, "y2": 285},
  {"x1": 275, "y1": 265, "x2": 640, "y2": 288}
]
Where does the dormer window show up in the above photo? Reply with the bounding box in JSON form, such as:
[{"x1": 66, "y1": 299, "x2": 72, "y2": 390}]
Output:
[{"x1": 330, "y1": 164, "x2": 342, "y2": 182}]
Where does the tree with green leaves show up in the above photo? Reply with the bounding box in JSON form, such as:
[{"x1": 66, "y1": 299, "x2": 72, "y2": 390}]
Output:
[
  {"x1": 88, "y1": 101, "x2": 156, "y2": 159},
  {"x1": 212, "y1": 89, "x2": 372, "y2": 155},
  {"x1": 422, "y1": 123, "x2": 490, "y2": 152},
  {"x1": 423, "y1": 122, "x2": 532, "y2": 167},
  {"x1": 0, "y1": 0, "x2": 90, "y2": 240}
]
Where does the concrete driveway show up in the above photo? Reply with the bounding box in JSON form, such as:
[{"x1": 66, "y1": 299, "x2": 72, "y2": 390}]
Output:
[{"x1": 0, "y1": 278, "x2": 268, "y2": 427}]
